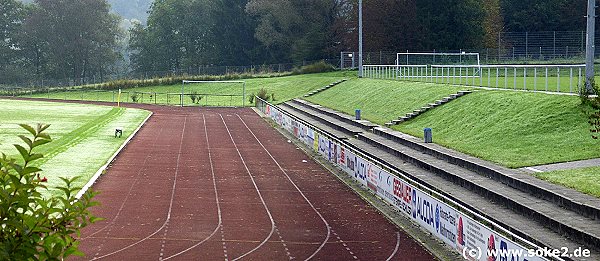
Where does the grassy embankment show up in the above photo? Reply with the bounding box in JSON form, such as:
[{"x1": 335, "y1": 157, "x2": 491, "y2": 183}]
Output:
[{"x1": 306, "y1": 77, "x2": 599, "y2": 197}]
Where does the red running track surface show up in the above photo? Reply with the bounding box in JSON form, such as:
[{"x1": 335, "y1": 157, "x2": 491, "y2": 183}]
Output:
[{"x1": 75, "y1": 106, "x2": 435, "y2": 261}]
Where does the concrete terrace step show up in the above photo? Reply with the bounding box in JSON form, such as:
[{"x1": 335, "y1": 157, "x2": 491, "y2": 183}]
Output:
[
  {"x1": 291, "y1": 99, "x2": 379, "y2": 130},
  {"x1": 277, "y1": 100, "x2": 600, "y2": 252},
  {"x1": 283, "y1": 102, "x2": 364, "y2": 135},
  {"x1": 358, "y1": 132, "x2": 600, "y2": 249},
  {"x1": 303, "y1": 79, "x2": 348, "y2": 97},
  {"x1": 343, "y1": 137, "x2": 592, "y2": 257},
  {"x1": 372, "y1": 126, "x2": 600, "y2": 221},
  {"x1": 277, "y1": 103, "x2": 352, "y2": 140},
  {"x1": 288, "y1": 99, "x2": 600, "y2": 220}
]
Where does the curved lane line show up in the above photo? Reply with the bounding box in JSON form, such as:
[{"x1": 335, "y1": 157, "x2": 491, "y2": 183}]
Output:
[
  {"x1": 219, "y1": 114, "x2": 276, "y2": 261},
  {"x1": 235, "y1": 114, "x2": 331, "y2": 261},
  {"x1": 162, "y1": 113, "x2": 224, "y2": 260},
  {"x1": 386, "y1": 232, "x2": 400, "y2": 261},
  {"x1": 92, "y1": 116, "x2": 188, "y2": 260},
  {"x1": 83, "y1": 125, "x2": 165, "y2": 242}
]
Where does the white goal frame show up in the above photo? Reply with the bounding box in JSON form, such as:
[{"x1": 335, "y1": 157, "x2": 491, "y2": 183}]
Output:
[
  {"x1": 396, "y1": 52, "x2": 482, "y2": 78},
  {"x1": 181, "y1": 80, "x2": 246, "y2": 107}
]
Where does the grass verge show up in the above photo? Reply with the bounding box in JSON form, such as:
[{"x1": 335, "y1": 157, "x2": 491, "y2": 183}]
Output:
[{"x1": 534, "y1": 166, "x2": 600, "y2": 198}]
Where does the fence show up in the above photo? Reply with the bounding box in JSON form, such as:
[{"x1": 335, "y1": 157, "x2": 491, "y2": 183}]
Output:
[
  {"x1": 364, "y1": 64, "x2": 586, "y2": 94},
  {"x1": 15, "y1": 89, "x2": 245, "y2": 107},
  {"x1": 341, "y1": 31, "x2": 600, "y2": 68},
  {"x1": 256, "y1": 96, "x2": 554, "y2": 261}
]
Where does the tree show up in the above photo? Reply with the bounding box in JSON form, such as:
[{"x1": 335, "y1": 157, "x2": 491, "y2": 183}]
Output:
[
  {"x1": 130, "y1": 0, "x2": 216, "y2": 73},
  {"x1": 500, "y1": 0, "x2": 585, "y2": 32},
  {"x1": 246, "y1": 0, "x2": 341, "y2": 63},
  {"x1": 0, "y1": 124, "x2": 99, "y2": 260},
  {"x1": 416, "y1": 0, "x2": 485, "y2": 50},
  {"x1": 0, "y1": 0, "x2": 27, "y2": 82},
  {"x1": 482, "y1": 0, "x2": 503, "y2": 48},
  {"x1": 25, "y1": 0, "x2": 121, "y2": 82},
  {"x1": 213, "y1": 0, "x2": 262, "y2": 65}
]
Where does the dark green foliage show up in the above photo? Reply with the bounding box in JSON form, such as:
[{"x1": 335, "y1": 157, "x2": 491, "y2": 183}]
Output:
[
  {"x1": 293, "y1": 61, "x2": 336, "y2": 75},
  {"x1": 256, "y1": 88, "x2": 269, "y2": 101},
  {"x1": 579, "y1": 80, "x2": 600, "y2": 140},
  {"x1": 130, "y1": 92, "x2": 139, "y2": 102},
  {"x1": 248, "y1": 93, "x2": 255, "y2": 104},
  {"x1": 190, "y1": 91, "x2": 202, "y2": 104},
  {"x1": 0, "y1": 124, "x2": 99, "y2": 260}
]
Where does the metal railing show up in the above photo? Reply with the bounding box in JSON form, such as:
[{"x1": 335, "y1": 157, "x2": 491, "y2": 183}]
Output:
[
  {"x1": 15, "y1": 88, "x2": 245, "y2": 107},
  {"x1": 364, "y1": 64, "x2": 586, "y2": 94}
]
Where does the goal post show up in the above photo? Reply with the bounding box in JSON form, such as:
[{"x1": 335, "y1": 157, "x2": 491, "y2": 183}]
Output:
[
  {"x1": 396, "y1": 52, "x2": 482, "y2": 78},
  {"x1": 181, "y1": 80, "x2": 246, "y2": 107}
]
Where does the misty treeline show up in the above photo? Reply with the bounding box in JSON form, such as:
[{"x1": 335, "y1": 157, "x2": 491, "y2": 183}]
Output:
[{"x1": 0, "y1": 0, "x2": 593, "y2": 84}]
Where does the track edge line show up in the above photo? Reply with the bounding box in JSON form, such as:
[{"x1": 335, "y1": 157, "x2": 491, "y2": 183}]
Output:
[{"x1": 76, "y1": 110, "x2": 153, "y2": 199}]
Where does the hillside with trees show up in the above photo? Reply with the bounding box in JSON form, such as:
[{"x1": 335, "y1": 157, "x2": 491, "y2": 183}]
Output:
[{"x1": 1, "y1": 0, "x2": 596, "y2": 84}]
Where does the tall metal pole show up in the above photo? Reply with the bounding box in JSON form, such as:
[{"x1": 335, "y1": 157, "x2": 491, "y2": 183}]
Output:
[
  {"x1": 358, "y1": 0, "x2": 363, "y2": 78},
  {"x1": 585, "y1": 0, "x2": 596, "y2": 93}
]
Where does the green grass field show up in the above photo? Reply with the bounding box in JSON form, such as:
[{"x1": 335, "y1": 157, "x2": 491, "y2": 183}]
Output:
[
  {"x1": 26, "y1": 71, "x2": 355, "y2": 106},
  {"x1": 534, "y1": 166, "x2": 600, "y2": 198},
  {"x1": 307, "y1": 78, "x2": 599, "y2": 168},
  {"x1": 305, "y1": 79, "x2": 467, "y2": 124},
  {"x1": 0, "y1": 99, "x2": 150, "y2": 197}
]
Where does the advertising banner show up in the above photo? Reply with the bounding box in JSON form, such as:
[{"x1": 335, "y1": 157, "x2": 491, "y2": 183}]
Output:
[{"x1": 262, "y1": 105, "x2": 546, "y2": 261}]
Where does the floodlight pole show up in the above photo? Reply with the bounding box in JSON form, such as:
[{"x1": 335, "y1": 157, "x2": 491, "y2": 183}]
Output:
[
  {"x1": 358, "y1": 0, "x2": 363, "y2": 78},
  {"x1": 585, "y1": 0, "x2": 596, "y2": 93}
]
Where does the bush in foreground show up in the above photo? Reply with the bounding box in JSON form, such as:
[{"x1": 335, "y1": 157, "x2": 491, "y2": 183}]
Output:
[{"x1": 0, "y1": 124, "x2": 99, "y2": 260}]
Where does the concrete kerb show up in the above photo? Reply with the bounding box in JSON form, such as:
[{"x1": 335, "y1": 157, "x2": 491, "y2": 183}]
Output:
[
  {"x1": 75, "y1": 110, "x2": 153, "y2": 199},
  {"x1": 252, "y1": 107, "x2": 457, "y2": 261}
]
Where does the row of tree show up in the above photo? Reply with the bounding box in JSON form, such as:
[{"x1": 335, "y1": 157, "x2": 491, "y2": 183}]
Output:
[
  {"x1": 1, "y1": 0, "x2": 121, "y2": 84},
  {"x1": 0, "y1": 0, "x2": 595, "y2": 83}
]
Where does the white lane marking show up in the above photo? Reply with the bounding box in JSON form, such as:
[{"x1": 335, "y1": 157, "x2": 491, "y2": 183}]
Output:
[
  {"x1": 162, "y1": 114, "x2": 225, "y2": 260},
  {"x1": 385, "y1": 232, "x2": 400, "y2": 261},
  {"x1": 92, "y1": 116, "x2": 188, "y2": 260},
  {"x1": 89, "y1": 125, "x2": 165, "y2": 256},
  {"x1": 220, "y1": 114, "x2": 276, "y2": 261},
  {"x1": 236, "y1": 114, "x2": 331, "y2": 261}
]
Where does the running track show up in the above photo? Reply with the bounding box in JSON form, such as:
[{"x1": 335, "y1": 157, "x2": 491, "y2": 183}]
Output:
[{"x1": 75, "y1": 105, "x2": 434, "y2": 260}]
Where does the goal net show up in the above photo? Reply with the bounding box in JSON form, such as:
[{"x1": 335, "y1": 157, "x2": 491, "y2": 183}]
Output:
[
  {"x1": 396, "y1": 52, "x2": 482, "y2": 77},
  {"x1": 179, "y1": 80, "x2": 246, "y2": 107}
]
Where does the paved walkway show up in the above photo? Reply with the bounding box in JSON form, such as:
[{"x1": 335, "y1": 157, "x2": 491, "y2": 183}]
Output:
[{"x1": 520, "y1": 158, "x2": 600, "y2": 173}]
